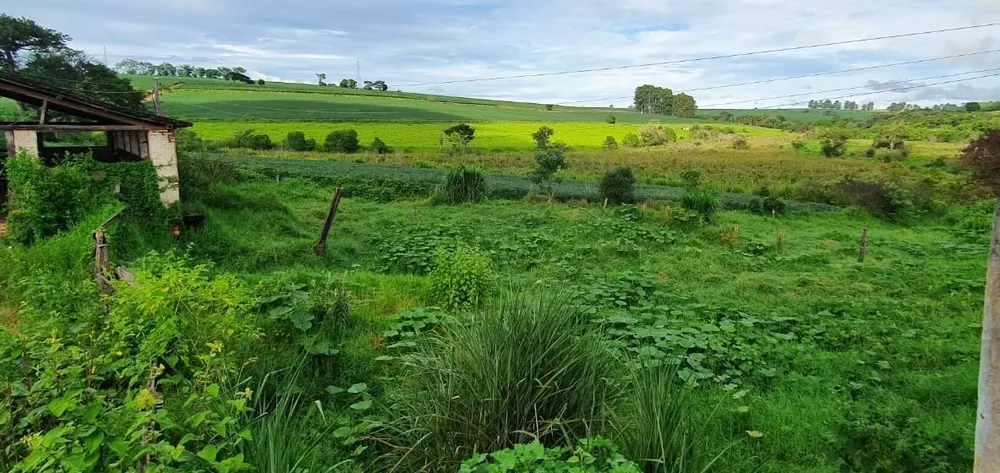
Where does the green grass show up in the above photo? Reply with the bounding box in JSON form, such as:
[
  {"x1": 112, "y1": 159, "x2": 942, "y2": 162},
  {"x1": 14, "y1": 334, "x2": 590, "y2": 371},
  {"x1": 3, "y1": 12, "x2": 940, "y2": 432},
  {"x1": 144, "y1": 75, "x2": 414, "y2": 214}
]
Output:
[{"x1": 164, "y1": 173, "x2": 983, "y2": 472}]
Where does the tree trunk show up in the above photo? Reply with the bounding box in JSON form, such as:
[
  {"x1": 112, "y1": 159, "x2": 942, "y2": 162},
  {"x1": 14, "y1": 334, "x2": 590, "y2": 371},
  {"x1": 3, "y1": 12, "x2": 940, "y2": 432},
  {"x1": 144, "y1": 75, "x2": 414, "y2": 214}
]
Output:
[
  {"x1": 976, "y1": 200, "x2": 1000, "y2": 472},
  {"x1": 4, "y1": 50, "x2": 15, "y2": 72}
]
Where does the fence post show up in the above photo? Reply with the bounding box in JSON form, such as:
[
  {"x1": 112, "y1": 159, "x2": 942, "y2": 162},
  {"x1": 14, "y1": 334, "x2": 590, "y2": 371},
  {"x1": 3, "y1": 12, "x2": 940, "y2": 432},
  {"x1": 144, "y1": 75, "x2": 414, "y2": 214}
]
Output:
[
  {"x1": 314, "y1": 188, "x2": 344, "y2": 256},
  {"x1": 858, "y1": 227, "x2": 869, "y2": 263},
  {"x1": 976, "y1": 202, "x2": 1000, "y2": 472}
]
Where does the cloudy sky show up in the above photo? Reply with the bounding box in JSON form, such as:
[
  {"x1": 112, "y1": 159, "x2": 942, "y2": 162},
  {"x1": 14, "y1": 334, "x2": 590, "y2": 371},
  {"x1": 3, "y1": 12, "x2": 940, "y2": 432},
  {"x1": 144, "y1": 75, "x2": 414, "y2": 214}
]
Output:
[{"x1": 8, "y1": 0, "x2": 1000, "y2": 107}]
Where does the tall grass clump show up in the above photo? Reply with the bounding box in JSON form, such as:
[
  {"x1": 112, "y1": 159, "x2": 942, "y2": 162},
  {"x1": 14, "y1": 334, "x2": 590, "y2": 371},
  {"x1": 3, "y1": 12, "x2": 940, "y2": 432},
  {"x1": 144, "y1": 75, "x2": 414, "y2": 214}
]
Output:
[
  {"x1": 616, "y1": 366, "x2": 721, "y2": 473},
  {"x1": 387, "y1": 293, "x2": 621, "y2": 471},
  {"x1": 680, "y1": 189, "x2": 719, "y2": 224},
  {"x1": 440, "y1": 165, "x2": 488, "y2": 204},
  {"x1": 428, "y1": 245, "x2": 494, "y2": 311}
]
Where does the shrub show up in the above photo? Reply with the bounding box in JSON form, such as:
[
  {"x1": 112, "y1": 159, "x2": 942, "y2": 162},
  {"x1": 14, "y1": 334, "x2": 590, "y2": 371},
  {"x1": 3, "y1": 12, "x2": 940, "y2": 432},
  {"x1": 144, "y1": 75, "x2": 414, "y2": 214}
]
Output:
[
  {"x1": 959, "y1": 129, "x2": 1000, "y2": 190},
  {"x1": 175, "y1": 128, "x2": 205, "y2": 153},
  {"x1": 532, "y1": 144, "x2": 569, "y2": 185},
  {"x1": 370, "y1": 137, "x2": 390, "y2": 154},
  {"x1": 865, "y1": 147, "x2": 876, "y2": 158},
  {"x1": 324, "y1": 129, "x2": 360, "y2": 153},
  {"x1": 606, "y1": 114, "x2": 617, "y2": 124},
  {"x1": 603, "y1": 135, "x2": 619, "y2": 150},
  {"x1": 616, "y1": 366, "x2": 715, "y2": 473},
  {"x1": 390, "y1": 294, "x2": 620, "y2": 470},
  {"x1": 875, "y1": 149, "x2": 906, "y2": 163},
  {"x1": 748, "y1": 195, "x2": 787, "y2": 216},
  {"x1": 285, "y1": 131, "x2": 316, "y2": 151},
  {"x1": 639, "y1": 124, "x2": 677, "y2": 146},
  {"x1": 839, "y1": 179, "x2": 914, "y2": 221},
  {"x1": 681, "y1": 188, "x2": 719, "y2": 223},
  {"x1": 532, "y1": 125, "x2": 555, "y2": 149},
  {"x1": 428, "y1": 246, "x2": 494, "y2": 311},
  {"x1": 791, "y1": 139, "x2": 806, "y2": 151},
  {"x1": 622, "y1": 133, "x2": 641, "y2": 148},
  {"x1": 820, "y1": 135, "x2": 847, "y2": 157},
  {"x1": 444, "y1": 123, "x2": 476, "y2": 144},
  {"x1": 680, "y1": 169, "x2": 701, "y2": 188},
  {"x1": 545, "y1": 104, "x2": 554, "y2": 111},
  {"x1": 441, "y1": 165, "x2": 488, "y2": 204},
  {"x1": 5, "y1": 151, "x2": 93, "y2": 244},
  {"x1": 600, "y1": 167, "x2": 637, "y2": 205},
  {"x1": 461, "y1": 438, "x2": 640, "y2": 473},
  {"x1": 730, "y1": 134, "x2": 751, "y2": 150},
  {"x1": 229, "y1": 129, "x2": 274, "y2": 150}
]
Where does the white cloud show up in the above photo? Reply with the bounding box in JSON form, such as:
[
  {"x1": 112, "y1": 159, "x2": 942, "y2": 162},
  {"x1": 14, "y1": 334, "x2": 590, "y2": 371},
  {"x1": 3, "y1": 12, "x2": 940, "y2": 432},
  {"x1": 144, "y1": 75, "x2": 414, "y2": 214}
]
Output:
[{"x1": 10, "y1": 0, "x2": 1000, "y2": 107}]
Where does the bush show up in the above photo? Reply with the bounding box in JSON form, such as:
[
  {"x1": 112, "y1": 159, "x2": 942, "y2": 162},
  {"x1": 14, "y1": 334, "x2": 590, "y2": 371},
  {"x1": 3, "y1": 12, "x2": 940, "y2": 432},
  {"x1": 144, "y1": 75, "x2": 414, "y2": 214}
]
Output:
[
  {"x1": 428, "y1": 245, "x2": 494, "y2": 311},
  {"x1": 370, "y1": 137, "x2": 390, "y2": 154},
  {"x1": 444, "y1": 123, "x2": 476, "y2": 144},
  {"x1": 461, "y1": 438, "x2": 640, "y2": 473},
  {"x1": 285, "y1": 131, "x2": 317, "y2": 151},
  {"x1": 875, "y1": 149, "x2": 906, "y2": 163},
  {"x1": 606, "y1": 114, "x2": 617, "y2": 124},
  {"x1": 839, "y1": 179, "x2": 914, "y2": 221},
  {"x1": 533, "y1": 144, "x2": 569, "y2": 185},
  {"x1": 639, "y1": 124, "x2": 677, "y2": 146},
  {"x1": 441, "y1": 165, "x2": 488, "y2": 204},
  {"x1": 680, "y1": 169, "x2": 701, "y2": 188},
  {"x1": 532, "y1": 125, "x2": 555, "y2": 149},
  {"x1": 960, "y1": 129, "x2": 1000, "y2": 189},
  {"x1": 748, "y1": 195, "x2": 787, "y2": 216},
  {"x1": 175, "y1": 128, "x2": 205, "y2": 153},
  {"x1": 791, "y1": 139, "x2": 806, "y2": 151},
  {"x1": 390, "y1": 294, "x2": 620, "y2": 470},
  {"x1": 730, "y1": 134, "x2": 751, "y2": 150},
  {"x1": 229, "y1": 129, "x2": 274, "y2": 150},
  {"x1": 622, "y1": 133, "x2": 641, "y2": 148},
  {"x1": 5, "y1": 151, "x2": 93, "y2": 244},
  {"x1": 600, "y1": 167, "x2": 637, "y2": 205},
  {"x1": 603, "y1": 136, "x2": 619, "y2": 150},
  {"x1": 820, "y1": 135, "x2": 847, "y2": 157},
  {"x1": 323, "y1": 129, "x2": 360, "y2": 153},
  {"x1": 681, "y1": 188, "x2": 719, "y2": 223}
]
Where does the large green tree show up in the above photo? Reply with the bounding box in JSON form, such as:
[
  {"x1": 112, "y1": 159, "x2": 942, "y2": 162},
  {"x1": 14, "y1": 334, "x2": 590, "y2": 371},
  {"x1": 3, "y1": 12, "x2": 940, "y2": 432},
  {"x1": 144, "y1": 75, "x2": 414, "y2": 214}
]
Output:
[
  {"x1": 0, "y1": 14, "x2": 69, "y2": 71},
  {"x1": 633, "y1": 85, "x2": 674, "y2": 115},
  {"x1": 22, "y1": 50, "x2": 146, "y2": 109},
  {"x1": 672, "y1": 93, "x2": 697, "y2": 118}
]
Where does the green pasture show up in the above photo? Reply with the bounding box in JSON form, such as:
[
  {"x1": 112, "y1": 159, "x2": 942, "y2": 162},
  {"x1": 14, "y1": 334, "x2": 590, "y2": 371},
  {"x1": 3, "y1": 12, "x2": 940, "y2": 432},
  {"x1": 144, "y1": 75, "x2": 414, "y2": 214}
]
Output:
[{"x1": 697, "y1": 108, "x2": 877, "y2": 123}]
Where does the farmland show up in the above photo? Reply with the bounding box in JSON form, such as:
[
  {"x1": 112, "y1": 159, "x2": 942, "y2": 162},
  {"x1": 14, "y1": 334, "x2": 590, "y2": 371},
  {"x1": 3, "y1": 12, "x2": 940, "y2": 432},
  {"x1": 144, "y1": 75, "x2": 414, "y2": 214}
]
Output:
[{"x1": 1, "y1": 38, "x2": 997, "y2": 473}]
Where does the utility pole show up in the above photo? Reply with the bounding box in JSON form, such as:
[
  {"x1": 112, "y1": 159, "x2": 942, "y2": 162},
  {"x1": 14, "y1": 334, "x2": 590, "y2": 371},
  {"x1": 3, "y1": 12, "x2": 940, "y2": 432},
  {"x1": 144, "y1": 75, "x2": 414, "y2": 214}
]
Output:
[
  {"x1": 152, "y1": 79, "x2": 161, "y2": 116},
  {"x1": 977, "y1": 201, "x2": 1000, "y2": 472}
]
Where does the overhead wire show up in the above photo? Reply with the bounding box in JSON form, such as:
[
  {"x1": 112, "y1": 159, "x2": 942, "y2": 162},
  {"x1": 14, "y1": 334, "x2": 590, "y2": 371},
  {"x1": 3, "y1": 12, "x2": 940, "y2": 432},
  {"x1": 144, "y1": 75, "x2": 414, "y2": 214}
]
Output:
[
  {"x1": 396, "y1": 22, "x2": 1000, "y2": 87},
  {"x1": 758, "y1": 71, "x2": 1000, "y2": 109},
  {"x1": 555, "y1": 48, "x2": 1000, "y2": 105},
  {"x1": 701, "y1": 67, "x2": 1000, "y2": 107}
]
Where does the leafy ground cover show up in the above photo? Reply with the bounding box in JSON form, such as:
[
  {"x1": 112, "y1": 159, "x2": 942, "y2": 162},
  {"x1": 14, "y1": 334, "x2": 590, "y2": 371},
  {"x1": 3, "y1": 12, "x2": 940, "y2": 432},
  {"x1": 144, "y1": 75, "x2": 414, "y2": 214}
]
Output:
[{"x1": 1, "y1": 150, "x2": 988, "y2": 472}]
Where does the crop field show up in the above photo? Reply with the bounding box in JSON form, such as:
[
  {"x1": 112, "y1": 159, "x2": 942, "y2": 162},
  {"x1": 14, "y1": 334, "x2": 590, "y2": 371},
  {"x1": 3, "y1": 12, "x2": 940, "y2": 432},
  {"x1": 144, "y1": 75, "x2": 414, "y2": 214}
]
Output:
[
  {"x1": 191, "y1": 120, "x2": 785, "y2": 152},
  {"x1": 696, "y1": 108, "x2": 877, "y2": 123}
]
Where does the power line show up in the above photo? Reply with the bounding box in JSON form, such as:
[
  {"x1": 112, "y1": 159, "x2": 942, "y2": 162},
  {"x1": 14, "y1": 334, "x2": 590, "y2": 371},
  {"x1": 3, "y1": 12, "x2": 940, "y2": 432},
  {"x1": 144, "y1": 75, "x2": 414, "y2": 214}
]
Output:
[
  {"x1": 701, "y1": 67, "x2": 1000, "y2": 107},
  {"x1": 760, "y1": 71, "x2": 1000, "y2": 109},
  {"x1": 556, "y1": 48, "x2": 1000, "y2": 105},
  {"x1": 397, "y1": 22, "x2": 1000, "y2": 87}
]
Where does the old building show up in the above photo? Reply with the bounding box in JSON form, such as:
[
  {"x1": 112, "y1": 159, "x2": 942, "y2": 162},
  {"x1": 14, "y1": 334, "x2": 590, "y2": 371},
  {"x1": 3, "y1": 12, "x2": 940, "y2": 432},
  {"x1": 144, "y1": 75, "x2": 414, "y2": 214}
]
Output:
[{"x1": 0, "y1": 72, "x2": 192, "y2": 206}]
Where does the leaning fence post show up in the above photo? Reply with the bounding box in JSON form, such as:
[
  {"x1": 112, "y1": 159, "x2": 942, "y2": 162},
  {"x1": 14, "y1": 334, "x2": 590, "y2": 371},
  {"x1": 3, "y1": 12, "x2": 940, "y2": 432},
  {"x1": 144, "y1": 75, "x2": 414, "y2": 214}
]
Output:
[
  {"x1": 313, "y1": 187, "x2": 344, "y2": 256},
  {"x1": 976, "y1": 202, "x2": 1000, "y2": 472},
  {"x1": 858, "y1": 227, "x2": 869, "y2": 263}
]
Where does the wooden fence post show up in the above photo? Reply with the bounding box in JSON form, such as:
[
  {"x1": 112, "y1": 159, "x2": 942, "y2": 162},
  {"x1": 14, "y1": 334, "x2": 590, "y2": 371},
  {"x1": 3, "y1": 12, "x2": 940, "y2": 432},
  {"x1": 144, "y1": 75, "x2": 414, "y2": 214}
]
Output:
[
  {"x1": 313, "y1": 188, "x2": 344, "y2": 256},
  {"x1": 976, "y1": 202, "x2": 1000, "y2": 472},
  {"x1": 858, "y1": 227, "x2": 869, "y2": 263}
]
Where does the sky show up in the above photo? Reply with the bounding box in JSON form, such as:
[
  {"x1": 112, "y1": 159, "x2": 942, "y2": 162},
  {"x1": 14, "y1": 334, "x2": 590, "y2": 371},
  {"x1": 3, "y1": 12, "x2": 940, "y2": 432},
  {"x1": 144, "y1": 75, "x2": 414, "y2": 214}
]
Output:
[{"x1": 7, "y1": 0, "x2": 1000, "y2": 108}]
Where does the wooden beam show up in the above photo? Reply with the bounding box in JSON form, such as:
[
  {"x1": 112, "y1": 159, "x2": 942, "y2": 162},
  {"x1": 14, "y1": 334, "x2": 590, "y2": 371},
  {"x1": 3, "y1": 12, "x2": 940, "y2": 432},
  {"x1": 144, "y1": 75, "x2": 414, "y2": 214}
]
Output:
[
  {"x1": 0, "y1": 124, "x2": 154, "y2": 132},
  {"x1": 0, "y1": 81, "x2": 148, "y2": 126},
  {"x1": 38, "y1": 99, "x2": 47, "y2": 124}
]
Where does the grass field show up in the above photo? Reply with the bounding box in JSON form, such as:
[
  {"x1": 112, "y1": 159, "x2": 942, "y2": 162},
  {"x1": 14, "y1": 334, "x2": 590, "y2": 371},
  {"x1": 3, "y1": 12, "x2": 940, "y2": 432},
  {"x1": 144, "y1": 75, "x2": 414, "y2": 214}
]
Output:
[{"x1": 696, "y1": 108, "x2": 878, "y2": 123}]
